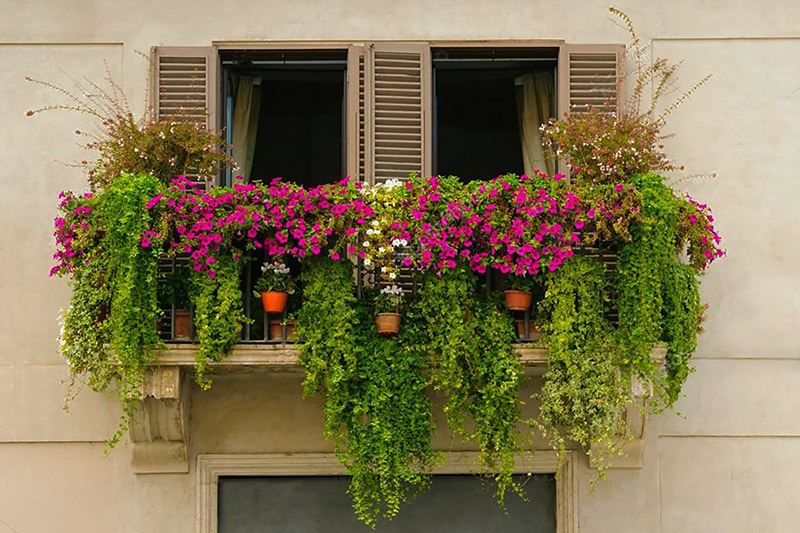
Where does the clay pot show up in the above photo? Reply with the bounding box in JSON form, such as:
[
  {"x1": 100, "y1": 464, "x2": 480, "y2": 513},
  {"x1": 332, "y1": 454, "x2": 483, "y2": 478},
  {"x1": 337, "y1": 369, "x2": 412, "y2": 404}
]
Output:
[
  {"x1": 376, "y1": 313, "x2": 401, "y2": 335},
  {"x1": 515, "y1": 319, "x2": 541, "y2": 341},
  {"x1": 504, "y1": 290, "x2": 533, "y2": 311},
  {"x1": 269, "y1": 320, "x2": 297, "y2": 341},
  {"x1": 174, "y1": 310, "x2": 192, "y2": 340},
  {"x1": 261, "y1": 291, "x2": 288, "y2": 314}
]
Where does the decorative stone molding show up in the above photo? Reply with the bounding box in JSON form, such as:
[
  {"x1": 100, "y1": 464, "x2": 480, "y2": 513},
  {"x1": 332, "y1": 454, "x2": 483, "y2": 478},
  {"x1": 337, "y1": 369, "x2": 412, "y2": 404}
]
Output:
[
  {"x1": 196, "y1": 451, "x2": 577, "y2": 533},
  {"x1": 130, "y1": 365, "x2": 189, "y2": 473},
  {"x1": 157, "y1": 343, "x2": 550, "y2": 372},
  {"x1": 136, "y1": 343, "x2": 664, "y2": 474}
]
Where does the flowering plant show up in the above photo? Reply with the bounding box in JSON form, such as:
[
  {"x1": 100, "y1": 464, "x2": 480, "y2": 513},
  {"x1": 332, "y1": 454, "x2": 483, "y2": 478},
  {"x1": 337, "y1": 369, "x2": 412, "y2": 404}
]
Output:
[
  {"x1": 253, "y1": 260, "x2": 295, "y2": 294},
  {"x1": 26, "y1": 65, "x2": 232, "y2": 190},
  {"x1": 375, "y1": 285, "x2": 404, "y2": 314},
  {"x1": 540, "y1": 7, "x2": 711, "y2": 186}
]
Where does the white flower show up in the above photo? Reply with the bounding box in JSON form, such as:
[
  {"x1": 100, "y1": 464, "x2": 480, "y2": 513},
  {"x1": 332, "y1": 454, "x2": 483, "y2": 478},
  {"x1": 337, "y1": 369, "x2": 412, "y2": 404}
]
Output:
[
  {"x1": 389, "y1": 272, "x2": 396, "y2": 280},
  {"x1": 372, "y1": 220, "x2": 380, "y2": 227},
  {"x1": 400, "y1": 239, "x2": 408, "y2": 246},
  {"x1": 363, "y1": 241, "x2": 370, "y2": 247},
  {"x1": 380, "y1": 284, "x2": 403, "y2": 296},
  {"x1": 381, "y1": 267, "x2": 387, "y2": 273},
  {"x1": 364, "y1": 258, "x2": 371, "y2": 266},
  {"x1": 378, "y1": 247, "x2": 385, "y2": 253}
]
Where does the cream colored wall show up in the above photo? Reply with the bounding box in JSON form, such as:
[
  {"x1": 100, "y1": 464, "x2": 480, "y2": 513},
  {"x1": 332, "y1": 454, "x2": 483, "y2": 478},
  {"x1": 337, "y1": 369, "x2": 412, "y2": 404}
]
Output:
[{"x1": 1, "y1": 1, "x2": 799, "y2": 531}]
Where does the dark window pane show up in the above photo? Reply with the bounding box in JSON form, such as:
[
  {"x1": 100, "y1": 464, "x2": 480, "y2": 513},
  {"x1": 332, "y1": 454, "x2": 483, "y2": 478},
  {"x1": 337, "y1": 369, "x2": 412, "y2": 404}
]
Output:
[{"x1": 218, "y1": 474, "x2": 556, "y2": 533}]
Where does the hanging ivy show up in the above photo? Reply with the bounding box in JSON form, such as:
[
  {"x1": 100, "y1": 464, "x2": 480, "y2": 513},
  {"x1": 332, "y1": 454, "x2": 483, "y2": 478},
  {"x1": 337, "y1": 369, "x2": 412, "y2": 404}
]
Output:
[
  {"x1": 189, "y1": 252, "x2": 246, "y2": 388},
  {"x1": 537, "y1": 256, "x2": 630, "y2": 473},
  {"x1": 415, "y1": 268, "x2": 523, "y2": 502},
  {"x1": 297, "y1": 258, "x2": 438, "y2": 527}
]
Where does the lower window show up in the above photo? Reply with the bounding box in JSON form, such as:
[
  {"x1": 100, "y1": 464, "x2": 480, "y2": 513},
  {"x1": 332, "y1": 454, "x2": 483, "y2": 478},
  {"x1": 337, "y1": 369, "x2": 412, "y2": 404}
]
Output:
[{"x1": 218, "y1": 474, "x2": 556, "y2": 532}]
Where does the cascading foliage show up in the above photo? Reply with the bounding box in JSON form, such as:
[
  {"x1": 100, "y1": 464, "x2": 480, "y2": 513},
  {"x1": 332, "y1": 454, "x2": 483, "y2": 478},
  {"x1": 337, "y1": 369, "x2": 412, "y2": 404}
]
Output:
[{"x1": 51, "y1": 170, "x2": 723, "y2": 525}]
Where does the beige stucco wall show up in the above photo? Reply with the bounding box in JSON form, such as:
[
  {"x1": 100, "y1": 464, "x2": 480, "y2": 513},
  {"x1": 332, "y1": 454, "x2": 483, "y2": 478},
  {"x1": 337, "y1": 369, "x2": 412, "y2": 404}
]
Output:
[{"x1": 1, "y1": 1, "x2": 799, "y2": 531}]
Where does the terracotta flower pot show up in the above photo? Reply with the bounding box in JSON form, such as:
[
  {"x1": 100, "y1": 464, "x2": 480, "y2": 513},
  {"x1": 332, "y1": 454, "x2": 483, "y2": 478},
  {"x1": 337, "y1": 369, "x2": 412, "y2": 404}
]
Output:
[
  {"x1": 269, "y1": 320, "x2": 297, "y2": 341},
  {"x1": 174, "y1": 310, "x2": 192, "y2": 340},
  {"x1": 261, "y1": 291, "x2": 288, "y2": 314},
  {"x1": 376, "y1": 313, "x2": 401, "y2": 335},
  {"x1": 515, "y1": 319, "x2": 541, "y2": 341},
  {"x1": 504, "y1": 290, "x2": 533, "y2": 311}
]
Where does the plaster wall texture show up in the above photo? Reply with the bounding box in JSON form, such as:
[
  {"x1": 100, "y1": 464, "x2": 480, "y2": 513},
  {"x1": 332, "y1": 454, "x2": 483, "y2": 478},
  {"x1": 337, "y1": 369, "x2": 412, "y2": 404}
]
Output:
[{"x1": 1, "y1": 1, "x2": 799, "y2": 531}]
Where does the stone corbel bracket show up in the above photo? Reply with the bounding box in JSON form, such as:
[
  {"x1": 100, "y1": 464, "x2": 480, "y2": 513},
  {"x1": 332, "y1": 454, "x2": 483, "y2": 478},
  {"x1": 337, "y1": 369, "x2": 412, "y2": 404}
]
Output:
[{"x1": 130, "y1": 365, "x2": 189, "y2": 474}]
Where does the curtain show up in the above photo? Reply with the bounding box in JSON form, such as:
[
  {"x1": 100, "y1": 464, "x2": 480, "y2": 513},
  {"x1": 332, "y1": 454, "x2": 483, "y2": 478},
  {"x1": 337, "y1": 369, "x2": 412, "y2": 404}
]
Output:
[
  {"x1": 232, "y1": 75, "x2": 262, "y2": 180},
  {"x1": 515, "y1": 71, "x2": 555, "y2": 177}
]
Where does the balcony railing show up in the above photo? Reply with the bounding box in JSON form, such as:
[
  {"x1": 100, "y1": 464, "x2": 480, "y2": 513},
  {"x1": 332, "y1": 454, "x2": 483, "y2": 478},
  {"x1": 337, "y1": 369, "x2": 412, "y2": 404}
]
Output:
[{"x1": 156, "y1": 254, "x2": 568, "y2": 345}]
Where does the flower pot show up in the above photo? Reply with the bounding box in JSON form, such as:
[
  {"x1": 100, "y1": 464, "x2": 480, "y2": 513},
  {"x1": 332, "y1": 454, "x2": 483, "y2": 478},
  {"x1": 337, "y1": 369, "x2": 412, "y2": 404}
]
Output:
[
  {"x1": 505, "y1": 290, "x2": 533, "y2": 311},
  {"x1": 269, "y1": 319, "x2": 297, "y2": 341},
  {"x1": 261, "y1": 291, "x2": 288, "y2": 314},
  {"x1": 174, "y1": 310, "x2": 192, "y2": 340},
  {"x1": 376, "y1": 313, "x2": 401, "y2": 335},
  {"x1": 515, "y1": 319, "x2": 541, "y2": 341}
]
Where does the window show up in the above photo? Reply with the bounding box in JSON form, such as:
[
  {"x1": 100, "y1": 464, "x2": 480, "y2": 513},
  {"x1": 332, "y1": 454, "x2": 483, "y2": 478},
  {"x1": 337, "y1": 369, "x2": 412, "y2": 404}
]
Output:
[
  {"x1": 151, "y1": 42, "x2": 623, "y2": 186},
  {"x1": 217, "y1": 474, "x2": 556, "y2": 532},
  {"x1": 433, "y1": 47, "x2": 558, "y2": 180},
  {"x1": 220, "y1": 49, "x2": 347, "y2": 187}
]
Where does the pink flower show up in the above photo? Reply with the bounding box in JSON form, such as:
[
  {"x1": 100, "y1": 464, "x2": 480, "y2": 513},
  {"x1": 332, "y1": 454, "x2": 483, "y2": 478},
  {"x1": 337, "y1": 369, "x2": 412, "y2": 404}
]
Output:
[
  {"x1": 575, "y1": 220, "x2": 585, "y2": 230},
  {"x1": 140, "y1": 237, "x2": 151, "y2": 248}
]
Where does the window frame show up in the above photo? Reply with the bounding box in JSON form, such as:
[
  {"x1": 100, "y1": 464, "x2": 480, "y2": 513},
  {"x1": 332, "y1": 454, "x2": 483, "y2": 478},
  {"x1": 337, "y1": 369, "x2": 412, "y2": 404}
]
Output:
[{"x1": 196, "y1": 451, "x2": 577, "y2": 533}]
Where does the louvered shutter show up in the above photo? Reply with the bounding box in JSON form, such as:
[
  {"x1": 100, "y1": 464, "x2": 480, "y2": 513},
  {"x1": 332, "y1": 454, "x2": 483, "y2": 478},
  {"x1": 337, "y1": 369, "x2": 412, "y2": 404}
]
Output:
[
  {"x1": 556, "y1": 44, "x2": 625, "y2": 178},
  {"x1": 557, "y1": 44, "x2": 625, "y2": 117},
  {"x1": 351, "y1": 43, "x2": 432, "y2": 185},
  {"x1": 151, "y1": 46, "x2": 219, "y2": 187},
  {"x1": 151, "y1": 46, "x2": 218, "y2": 129}
]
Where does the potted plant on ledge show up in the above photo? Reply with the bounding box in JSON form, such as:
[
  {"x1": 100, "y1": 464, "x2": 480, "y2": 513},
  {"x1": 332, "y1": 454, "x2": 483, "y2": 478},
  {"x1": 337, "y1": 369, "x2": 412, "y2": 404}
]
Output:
[
  {"x1": 375, "y1": 284, "x2": 403, "y2": 335},
  {"x1": 254, "y1": 260, "x2": 295, "y2": 314},
  {"x1": 504, "y1": 276, "x2": 539, "y2": 311}
]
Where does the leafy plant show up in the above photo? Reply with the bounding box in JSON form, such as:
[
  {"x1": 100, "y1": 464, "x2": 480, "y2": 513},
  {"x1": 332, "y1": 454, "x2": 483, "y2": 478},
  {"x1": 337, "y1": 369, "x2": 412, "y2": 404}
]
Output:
[
  {"x1": 25, "y1": 65, "x2": 232, "y2": 190},
  {"x1": 374, "y1": 285, "x2": 404, "y2": 314},
  {"x1": 537, "y1": 256, "x2": 630, "y2": 475},
  {"x1": 190, "y1": 253, "x2": 245, "y2": 388},
  {"x1": 415, "y1": 268, "x2": 524, "y2": 503},
  {"x1": 507, "y1": 274, "x2": 541, "y2": 293},
  {"x1": 298, "y1": 258, "x2": 438, "y2": 526},
  {"x1": 56, "y1": 173, "x2": 165, "y2": 447},
  {"x1": 253, "y1": 260, "x2": 296, "y2": 294},
  {"x1": 540, "y1": 8, "x2": 711, "y2": 186}
]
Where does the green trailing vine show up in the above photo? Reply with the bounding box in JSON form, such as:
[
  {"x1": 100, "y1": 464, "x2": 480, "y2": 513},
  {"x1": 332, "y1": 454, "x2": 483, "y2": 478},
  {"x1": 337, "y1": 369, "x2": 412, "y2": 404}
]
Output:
[
  {"x1": 189, "y1": 252, "x2": 246, "y2": 388},
  {"x1": 298, "y1": 258, "x2": 438, "y2": 527},
  {"x1": 537, "y1": 256, "x2": 630, "y2": 473},
  {"x1": 57, "y1": 173, "x2": 166, "y2": 447},
  {"x1": 661, "y1": 261, "x2": 704, "y2": 405},
  {"x1": 415, "y1": 269, "x2": 523, "y2": 502}
]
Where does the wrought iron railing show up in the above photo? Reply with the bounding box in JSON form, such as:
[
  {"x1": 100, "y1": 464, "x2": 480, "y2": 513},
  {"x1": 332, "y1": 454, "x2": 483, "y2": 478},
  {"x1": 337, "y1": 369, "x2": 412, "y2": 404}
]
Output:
[{"x1": 155, "y1": 247, "x2": 619, "y2": 345}]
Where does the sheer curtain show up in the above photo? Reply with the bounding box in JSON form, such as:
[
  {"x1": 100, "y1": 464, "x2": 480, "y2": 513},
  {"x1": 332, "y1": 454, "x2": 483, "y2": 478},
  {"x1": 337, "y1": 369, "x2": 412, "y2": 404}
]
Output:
[
  {"x1": 232, "y1": 75, "x2": 262, "y2": 180},
  {"x1": 515, "y1": 71, "x2": 555, "y2": 176}
]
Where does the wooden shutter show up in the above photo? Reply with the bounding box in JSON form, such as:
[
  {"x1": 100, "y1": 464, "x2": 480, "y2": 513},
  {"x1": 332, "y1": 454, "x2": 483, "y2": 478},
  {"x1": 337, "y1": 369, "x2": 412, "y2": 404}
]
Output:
[
  {"x1": 151, "y1": 46, "x2": 218, "y2": 130},
  {"x1": 348, "y1": 43, "x2": 432, "y2": 185},
  {"x1": 346, "y1": 45, "x2": 368, "y2": 182},
  {"x1": 151, "y1": 46, "x2": 219, "y2": 187},
  {"x1": 557, "y1": 44, "x2": 625, "y2": 117}
]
